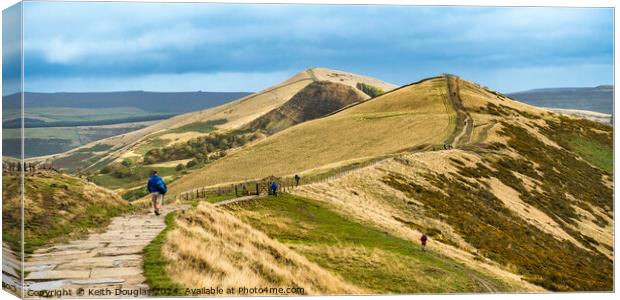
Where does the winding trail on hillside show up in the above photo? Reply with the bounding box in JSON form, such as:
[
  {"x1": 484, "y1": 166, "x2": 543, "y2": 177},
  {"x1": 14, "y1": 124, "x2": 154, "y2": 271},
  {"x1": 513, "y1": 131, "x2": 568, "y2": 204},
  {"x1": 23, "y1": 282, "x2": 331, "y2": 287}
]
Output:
[
  {"x1": 446, "y1": 76, "x2": 473, "y2": 148},
  {"x1": 21, "y1": 204, "x2": 189, "y2": 296}
]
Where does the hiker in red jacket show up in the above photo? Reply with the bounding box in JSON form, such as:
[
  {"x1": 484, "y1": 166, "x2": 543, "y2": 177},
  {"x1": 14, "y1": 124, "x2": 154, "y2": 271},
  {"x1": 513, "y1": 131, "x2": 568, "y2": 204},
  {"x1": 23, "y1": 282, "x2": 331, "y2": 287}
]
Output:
[{"x1": 420, "y1": 233, "x2": 428, "y2": 251}]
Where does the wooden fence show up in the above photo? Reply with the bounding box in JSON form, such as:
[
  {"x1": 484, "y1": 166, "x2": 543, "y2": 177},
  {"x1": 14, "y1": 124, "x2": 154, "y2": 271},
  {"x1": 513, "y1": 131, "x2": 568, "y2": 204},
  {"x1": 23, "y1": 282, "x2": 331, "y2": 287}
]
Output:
[{"x1": 173, "y1": 157, "x2": 389, "y2": 203}]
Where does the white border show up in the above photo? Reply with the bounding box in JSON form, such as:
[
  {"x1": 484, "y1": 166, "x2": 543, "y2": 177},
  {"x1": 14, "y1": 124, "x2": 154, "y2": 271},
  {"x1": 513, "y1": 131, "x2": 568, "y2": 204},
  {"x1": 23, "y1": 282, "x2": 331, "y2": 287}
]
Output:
[{"x1": 0, "y1": 1, "x2": 617, "y2": 300}]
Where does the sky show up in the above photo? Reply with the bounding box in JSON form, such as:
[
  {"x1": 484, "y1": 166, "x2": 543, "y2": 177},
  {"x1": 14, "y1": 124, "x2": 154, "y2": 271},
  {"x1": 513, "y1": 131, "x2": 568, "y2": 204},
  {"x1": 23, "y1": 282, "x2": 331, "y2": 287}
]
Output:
[{"x1": 8, "y1": 2, "x2": 614, "y2": 94}]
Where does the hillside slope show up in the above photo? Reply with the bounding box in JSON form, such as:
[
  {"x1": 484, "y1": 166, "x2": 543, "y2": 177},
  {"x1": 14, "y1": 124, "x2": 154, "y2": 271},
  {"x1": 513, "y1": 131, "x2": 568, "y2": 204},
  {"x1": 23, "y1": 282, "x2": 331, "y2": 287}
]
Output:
[
  {"x1": 245, "y1": 81, "x2": 366, "y2": 135},
  {"x1": 290, "y1": 77, "x2": 613, "y2": 291},
  {"x1": 46, "y1": 68, "x2": 396, "y2": 173},
  {"x1": 170, "y1": 76, "x2": 455, "y2": 191},
  {"x1": 2, "y1": 171, "x2": 132, "y2": 253},
  {"x1": 162, "y1": 203, "x2": 362, "y2": 295},
  {"x1": 129, "y1": 73, "x2": 615, "y2": 294}
]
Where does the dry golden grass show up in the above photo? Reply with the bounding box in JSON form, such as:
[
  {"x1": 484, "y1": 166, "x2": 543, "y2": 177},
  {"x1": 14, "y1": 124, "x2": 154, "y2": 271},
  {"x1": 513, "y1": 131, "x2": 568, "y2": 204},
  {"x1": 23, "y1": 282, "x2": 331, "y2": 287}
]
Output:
[
  {"x1": 458, "y1": 79, "x2": 572, "y2": 152},
  {"x1": 292, "y1": 152, "x2": 545, "y2": 292},
  {"x1": 145, "y1": 158, "x2": 193, "y2": 168},
  {"x1": 487, "y1": 178, "x2": 588, "y2": 250},
  {"x1": 170, "y1": 78, "x2": 455, "y2": 192},
  {"x1": 161, "y1": 203, "x2": 362, "y2": 295},
  {"x1": 569, "y1": 203, "x2": 614, "y2": 259}
]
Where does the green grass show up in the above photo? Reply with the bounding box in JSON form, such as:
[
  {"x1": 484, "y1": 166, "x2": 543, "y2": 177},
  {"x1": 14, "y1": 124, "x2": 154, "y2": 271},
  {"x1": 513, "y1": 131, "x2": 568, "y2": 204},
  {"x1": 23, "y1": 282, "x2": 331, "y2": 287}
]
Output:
[
  {"x1": 356, "y1": 82, "x2": 385, "y2": 98},
  {"x1": 135, "y1": 138, "x2": 171, "y2": 155},
  {"x1": 539, "y1": 116, "x2": 612, "y2": 175},
  {"x1": 227, "y1": 194, "x2": 509, "y2": 293},
  {"x1": 167, "y1": 119, "x2": 227, "y2": 134},
  {"x1": 567, "y1": 136, "x2": 612, "y2": 174},
  {"x1": 94, "y1": 166, "x2": 176, "y2": 190},
  {"x1": 143, "y1": 213, "x2": 185, "y2": 296},
  {"x1": 122, "y1": 187, "x2": 150, "y2": 201}
]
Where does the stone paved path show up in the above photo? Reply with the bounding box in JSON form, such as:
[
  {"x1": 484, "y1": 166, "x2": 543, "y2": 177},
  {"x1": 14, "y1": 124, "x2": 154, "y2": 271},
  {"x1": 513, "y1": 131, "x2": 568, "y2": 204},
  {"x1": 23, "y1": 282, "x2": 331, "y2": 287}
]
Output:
[
  {"x1": 3, "y1": 242, "x2": 23, "y2": 297},
  {"x1": 23, "y1": 204, "x2": 189, "y2": 296}
]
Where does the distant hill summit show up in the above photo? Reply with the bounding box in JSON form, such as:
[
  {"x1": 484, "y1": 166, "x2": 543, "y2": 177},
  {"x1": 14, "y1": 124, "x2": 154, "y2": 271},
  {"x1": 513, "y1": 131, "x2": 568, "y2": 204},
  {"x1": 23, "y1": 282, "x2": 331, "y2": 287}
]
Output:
[
  {"x1": 507, "y1": 85, "x2": 613, "y2": 114},
  {"x1": 245, "y1": 80, "x2": 367, "y2": 135}
]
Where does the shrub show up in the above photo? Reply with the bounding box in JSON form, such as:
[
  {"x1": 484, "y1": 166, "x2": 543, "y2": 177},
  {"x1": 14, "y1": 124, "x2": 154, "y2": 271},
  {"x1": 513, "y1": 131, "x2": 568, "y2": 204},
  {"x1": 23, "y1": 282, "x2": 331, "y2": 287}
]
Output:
[
  {"x1": 186, "y1": 159, "x2": 198, "y2": 168},
  {"x1": 143, "y1": 130, "x2": 256, "y2": 164},
  {"x1": 356, "y1": 82, "x2": 384, "y2": 98}
]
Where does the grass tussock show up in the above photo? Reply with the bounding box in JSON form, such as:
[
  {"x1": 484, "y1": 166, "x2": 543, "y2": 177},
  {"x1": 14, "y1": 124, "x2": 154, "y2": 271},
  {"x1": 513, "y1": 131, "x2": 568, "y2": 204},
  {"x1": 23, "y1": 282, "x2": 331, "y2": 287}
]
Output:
[{"x1": 161, "y1": 202, "x2": 361, "y2": 295}]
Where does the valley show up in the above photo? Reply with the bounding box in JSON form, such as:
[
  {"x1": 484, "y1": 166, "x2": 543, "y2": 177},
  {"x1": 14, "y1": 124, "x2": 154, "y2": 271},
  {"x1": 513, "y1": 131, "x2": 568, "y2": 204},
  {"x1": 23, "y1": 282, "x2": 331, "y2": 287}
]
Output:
[{"x1": 1, "y1": 91, "x2": 250, "y2": 157}]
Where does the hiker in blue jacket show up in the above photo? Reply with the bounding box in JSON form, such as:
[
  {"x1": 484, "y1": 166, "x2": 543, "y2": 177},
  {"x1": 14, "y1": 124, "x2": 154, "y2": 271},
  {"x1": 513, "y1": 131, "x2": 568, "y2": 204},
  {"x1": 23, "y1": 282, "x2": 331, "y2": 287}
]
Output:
[
  {"x1": 270, "y1": 181, "x2": 279, "y2": 197},
  {"x1": 147, "y1": 170, "x2": 167, "y2": 215}
]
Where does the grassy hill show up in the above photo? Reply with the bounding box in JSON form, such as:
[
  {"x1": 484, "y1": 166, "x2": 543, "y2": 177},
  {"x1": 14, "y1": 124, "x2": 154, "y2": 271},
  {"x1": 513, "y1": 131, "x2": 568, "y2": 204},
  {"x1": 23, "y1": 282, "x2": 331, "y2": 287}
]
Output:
[
  {"x1": 245, "y1": 81, "x2": 366, "y2": 135},
  {"x1": 46, "y1": 68, "x2": 396, "y2": 173},
  {"x1": 2, "y1": 171, "x2": 132, "y2": 253},
  {"x1": 151, "y1": 74, "x2": 612, "y2": 293},
  {"x1": 287, "y1": 76, "x2": 613, "y2": 291},
  {"x1": 170, "y1": 76, "x2": 454, "y2": 191}
]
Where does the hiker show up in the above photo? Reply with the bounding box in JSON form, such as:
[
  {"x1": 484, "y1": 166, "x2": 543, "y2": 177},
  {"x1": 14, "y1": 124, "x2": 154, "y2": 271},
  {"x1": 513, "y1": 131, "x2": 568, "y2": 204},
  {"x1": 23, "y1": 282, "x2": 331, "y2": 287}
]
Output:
[
  {"x1": 420, "y1": 233, "x2": 428, "y2": 251},
  {"x1": 270, "y1": 181, "x2": 279, "y2": 197},
  {"x1": 294, "y1": 174, "x2": 301, "y2": 186},
  {"x1": 147, "y1": 170, "x2": 167, "y2": 215}
]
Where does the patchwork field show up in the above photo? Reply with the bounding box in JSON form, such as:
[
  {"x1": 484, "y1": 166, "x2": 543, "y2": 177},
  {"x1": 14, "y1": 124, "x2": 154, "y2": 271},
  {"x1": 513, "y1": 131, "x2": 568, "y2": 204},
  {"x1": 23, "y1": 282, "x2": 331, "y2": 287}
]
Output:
[{"x1": 3, "y1": 121, "x2": 156, "y2": 157}]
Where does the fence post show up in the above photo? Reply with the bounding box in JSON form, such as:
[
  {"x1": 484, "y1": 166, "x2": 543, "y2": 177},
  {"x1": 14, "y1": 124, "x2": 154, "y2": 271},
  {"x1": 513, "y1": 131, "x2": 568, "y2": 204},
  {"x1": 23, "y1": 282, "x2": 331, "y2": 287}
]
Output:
[{"x1": 255, "y1": 183, "x2": 259, "y2": 195}]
